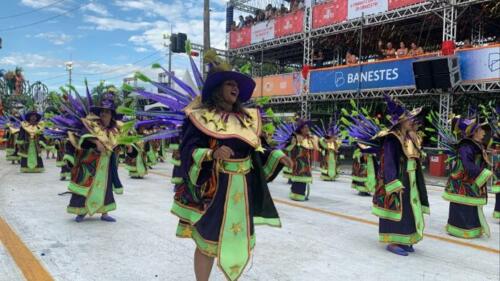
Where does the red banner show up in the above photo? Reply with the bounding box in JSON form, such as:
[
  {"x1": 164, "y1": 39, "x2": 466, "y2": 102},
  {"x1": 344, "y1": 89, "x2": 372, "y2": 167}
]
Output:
[
  {"x1": 388, "y1": 0, "x2": 424, "y2": 10},
  {"x1": 312, "y1": 0, "x2": 348, "y2": 29},
  {"x1": 229, "y1": 27, "x2": 251, "y2": 49},
  {"x1": 275, "y1": 11, "x2": 304, "y2": 37}
]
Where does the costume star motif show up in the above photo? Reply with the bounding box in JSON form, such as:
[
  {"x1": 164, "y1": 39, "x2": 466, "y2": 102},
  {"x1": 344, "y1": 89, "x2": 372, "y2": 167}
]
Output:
[
  {"x1": 231, "y1": 223, "x2": 242, "y2": 235},
  {"x1": 202, "y1": 111, "x2": 216, "y2": 122},
  {"x1": 181, "y1": 227, "x2": 192, "y2": 237},
  {"x1": 255, "y1": 145, "x2": 266, "y2": 153},
  {"x1": 230, "y1": 265, "x2": 241, "y2": 276},
  {"x1": 215, "y1": 120, "x2": 227, "y2": 131},
  {"x1": 233, "y1": 192, "x2": 243, "y2": 204}
]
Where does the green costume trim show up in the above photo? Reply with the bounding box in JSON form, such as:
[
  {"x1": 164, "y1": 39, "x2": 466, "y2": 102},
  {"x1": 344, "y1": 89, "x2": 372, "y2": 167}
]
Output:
[
  {"x1": 407, "y1": 159, "x2": 425, "y2": 243},
  {"x1": 218, "y1": 172, "x2": 251, "y2": 281},
  {"x1": 20, "y1": 167, "x2": 44, "y2": 173},
  {"x1": 263, "y1": 150, "x2": 285, "y2": 180},
  {"x1": 352, "y1": 176, "x2": 367, "y2": 182},
  {"x1": 289, "y1": 192, "x2": 306, "y2": 201},
  {"x1": 171, "y1": 200, "x2": 203, "y2": 224},
  {"x1": 170, "y1": 158, "x2": 181, "y2": 166},
  {"x1": 371, "y1": 206, "x2": 402, "y2": 221},
  {"x1": 56, "y1": 161, "x2": 65, "y2": 167},
  {"x1": 170, "y1": 177, "x2": 184, "y2": 184},
  {"x1": 113, "y1": 186, "x2": 123, "y2": 194},
  {"x1": 68, "y1": 182, "x2": 90, "y2": 197},
  {"x1": 473, "y1": 168, "x2": 492, "y2": 188},
  {"x1": 422, "y1": 205, "x2": 430, "y2": 215},
  {"x1": 385, "y1": 179, "x2": 403, "y2": 194},
  {"x1": 85, "y1": 153, "x2": 110, "y2": 215},
  {"x1": 78, "y1": 134, "x2": 95, "y2": 148},
  {"x1": 494, "y1": 211, "x2": 500, "y2": 219},
  {"x1": 189, "y1": 148, "x2": 212, "y2": 184},
  {"x1": 27, "y1": 139, "x2": 37, "y2": 170},
  {"x1": 169, "y1": 143, "x2": 179, "y2": 150},
  {"x1": 146, "y1": 148, "x2": 158, "y2": 166},
  {"x1": 290, "y1": 175, "x2": 313, "y2": 183},
  {"x1": 379, "y1": 232, "x2": 422, "y2": 245},
  {"x1": 63, "y1": 154, "x2": 75, "y2": 165},
  {"x1": 322, "y1": 151, "x2": 337, "y2": 180},
  {"x1": 365, "y1": 156, "x2": 376, "y2": 193},
  {"x1": 492, "y1": 184, "x2": 500, "y2": 193},
  {"x1": 445, "y1": 224, "x2": 482, "y2": 239},
  {"x1": 6, "y1": 155, "x2": 21, "y2": 161},
  {"x1": 442, "y1": 192, "x2": 487, "y2": 206},
  {"x1": 67, "y1": 202, "x2": 116, "y2": 215},
  {"x1": 253, "y1": 217, "x2": 281, "y2": 227}
]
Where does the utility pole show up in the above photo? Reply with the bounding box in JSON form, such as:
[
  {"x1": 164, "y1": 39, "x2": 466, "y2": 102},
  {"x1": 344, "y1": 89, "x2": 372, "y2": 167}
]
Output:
[
  {"x1": 65, "y1": 61, "x2": 73, "y2": 94},
  {"x1": 203, "y1": 0, "x2": 210, "y2": 77},
  {"x1": 168, "y1": 25, "x2": 173, "y2": 86}
]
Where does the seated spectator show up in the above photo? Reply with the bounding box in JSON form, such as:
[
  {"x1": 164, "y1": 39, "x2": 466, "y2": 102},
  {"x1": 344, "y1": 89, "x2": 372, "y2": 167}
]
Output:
[
  {"x1": 231, "y1": 21, "x2": 237, "y2": 31},
  {"x1": 396, "y1": 42, "x2": 408, "y2": 57},
  {"x1": 461, "y1": 39, "x2": 473, "y2": 49},
  {"x1": 385, "y1": 42, "x2": 396, "y2": 59},
  {"x1": 408, "y1": 42, "x2": 424, "y2": 56},
  {"x1": 237, "y1": 15, "x2": 244, "y2": 28},
  {"x1": 346, "y1": 51, "x2": 358, "y2": 65},
  {"x1": 313, "y1": 50, "x2": 325, "y2": 68},
  {"x1": 376, "y1": 40, "x2": 385, "y2": 59},
  {"x1": 271, "y1": 7, "x2": 278, "y2": 19},
  {"x1": 280, "y1": 4, "x2": 288, "y2": 14}
]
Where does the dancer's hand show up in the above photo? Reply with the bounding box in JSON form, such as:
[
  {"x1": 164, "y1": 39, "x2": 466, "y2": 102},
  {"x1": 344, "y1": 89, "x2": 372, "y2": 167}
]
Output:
[
  {"x1": 94, "y1": 141, "x2": 106, "y2": 153},
  {"x1": 280, "y1": 156, "x2": 293, "y2": 169},
  {"x1": 213, "y1": 146, "x2": 234, "y2": 160}
]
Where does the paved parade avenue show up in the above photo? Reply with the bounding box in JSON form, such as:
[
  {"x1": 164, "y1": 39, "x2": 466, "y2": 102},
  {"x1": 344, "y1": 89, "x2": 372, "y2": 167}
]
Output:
[{"x1": 0, "y1": 150, "x2": 499, "y2": 281}]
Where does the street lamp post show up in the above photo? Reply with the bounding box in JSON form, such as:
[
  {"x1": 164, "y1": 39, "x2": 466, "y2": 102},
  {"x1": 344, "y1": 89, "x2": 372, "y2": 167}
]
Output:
[{"x1": 65, "y1": 61, "x2": 73, "y2": 94}]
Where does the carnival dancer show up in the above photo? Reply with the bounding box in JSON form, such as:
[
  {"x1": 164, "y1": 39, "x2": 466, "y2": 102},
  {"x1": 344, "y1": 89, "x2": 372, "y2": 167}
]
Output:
[
  {"x1": 440, "y1": 116, "x2": 493, "y2": 238},
  {"x1": 282, "y1": 119, "x2": 319, "y2": 201},
  {"x1": 124, "y1": 123, "x2": 149, "y2": 179},
  {"x1": 1, "y1": 114, "x2": 21, "y2": 164},
  {"x1": 131, "y1": 50, "x2": 293, "y2": 281},
  {"x1": 372, "y1": 96, "x2": 429, "y2": 256},
  {"x1": 17, "y1": 111, "x2": 45, "y2": 173},
  {"x1": 46, "y1": 86, "x2": 131, "y2": 223},
  {"x1": 314, "y1": 121, "x2": 342, "y2": 181}
]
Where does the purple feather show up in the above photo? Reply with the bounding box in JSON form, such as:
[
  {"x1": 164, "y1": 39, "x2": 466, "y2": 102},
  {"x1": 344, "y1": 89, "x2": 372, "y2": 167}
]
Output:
[{"x1": 189, "y1": 56, "x2": 204, "y2": 89}]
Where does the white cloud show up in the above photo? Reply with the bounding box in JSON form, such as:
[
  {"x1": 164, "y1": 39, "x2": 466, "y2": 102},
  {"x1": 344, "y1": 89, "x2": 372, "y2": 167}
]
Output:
[
  {"x1": 134, "y1": 47, "x2": 148, "y2": 53},
  {"x1": 112, "y1": 43, "x2": 127, "y2": 47},
  {"x1": 20, "y1": 0, "x2": 72, "y2": 13},
  {"x1": 82, "y1": 2, "x2": 110, "y2": 16},
  {"x1": 84, "y1": 15, "x2": 153, "y2": 31},
  {"x1": 34, "y1": 32, "x2": 73, "y2": 45}
]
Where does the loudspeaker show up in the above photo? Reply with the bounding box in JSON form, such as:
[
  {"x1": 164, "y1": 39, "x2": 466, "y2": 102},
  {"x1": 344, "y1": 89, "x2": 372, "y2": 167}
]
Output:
[
  {"x1": 170, "y1": 34, "x2": 178, "y2": 52},
  {"x1": 226, "y1": 5, "x2": 234, "y2": 33},
  {"x1": 412, "y1": 56, "x2": 461, "y2": 90},
  {"x1": 176, "y1": 33, "x2": 187, "y2": 53}
]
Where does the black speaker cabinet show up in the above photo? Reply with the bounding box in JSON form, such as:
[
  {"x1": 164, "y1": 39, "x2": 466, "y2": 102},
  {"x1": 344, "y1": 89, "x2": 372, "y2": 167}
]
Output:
[{"x1": 412, "y1": 56, "x2": 461, "y2": 90}]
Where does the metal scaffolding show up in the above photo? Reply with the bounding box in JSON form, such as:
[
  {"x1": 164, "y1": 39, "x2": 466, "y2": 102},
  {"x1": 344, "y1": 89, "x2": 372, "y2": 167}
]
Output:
[{"x1": 227, "y1": 0, "x2": 498, "y2": 129}]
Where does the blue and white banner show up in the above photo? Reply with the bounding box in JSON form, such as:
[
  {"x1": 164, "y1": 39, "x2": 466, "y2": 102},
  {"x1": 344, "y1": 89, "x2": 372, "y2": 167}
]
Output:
[
  {"x1": 458, "y1": 46, "x2": 500, "y2": 82},
  {"x1": 309, "y1": 58, "x2": 416, "y2": 94}
]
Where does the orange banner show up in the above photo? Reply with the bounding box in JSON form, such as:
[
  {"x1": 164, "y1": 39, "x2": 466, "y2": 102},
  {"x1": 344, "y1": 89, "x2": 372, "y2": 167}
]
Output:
[{"x1": 253, "y1": 73, "x2": 301, "y2": 97}]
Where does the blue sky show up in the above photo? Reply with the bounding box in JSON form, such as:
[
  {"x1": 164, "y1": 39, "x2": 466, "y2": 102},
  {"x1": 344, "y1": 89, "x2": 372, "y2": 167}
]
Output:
[{"x1": 0, "y1": 0, "x2": 229, "y2": 92}]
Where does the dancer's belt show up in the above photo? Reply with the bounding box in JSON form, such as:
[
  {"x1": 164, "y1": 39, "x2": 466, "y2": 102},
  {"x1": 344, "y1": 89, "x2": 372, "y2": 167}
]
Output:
[{"x1": 218, "y1": 157, "x2": 252, "y2": 175}]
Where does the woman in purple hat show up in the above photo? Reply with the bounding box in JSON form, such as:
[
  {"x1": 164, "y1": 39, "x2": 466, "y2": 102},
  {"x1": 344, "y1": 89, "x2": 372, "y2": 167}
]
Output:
[
  {"x1": 170, "y1": 54, "x2": 293, "y2": 281},
  {"x1": 287, "y1": 119, "x2": 319, "y2": 201},
  {"x1": 443, "y1": 117, "x2": 492, "y2": 238},
  {"x1": 17, "y1": 111, "x2": 45, "y2": 173},
  {"x1": 372, "y1": 96, "x2": 429, "y2": 256},
  {"x1": 66, "y1": 92, "x2": 124, "y2": 223}
]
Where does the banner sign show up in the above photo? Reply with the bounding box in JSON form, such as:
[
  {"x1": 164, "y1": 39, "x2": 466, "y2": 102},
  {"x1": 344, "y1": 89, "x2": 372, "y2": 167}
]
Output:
[
  {"x1": 312, "y1": 0, "x2": 348, "y2": 29},
  {"x1": 309, "y1": 58, "x2": 416, "y2": 93},
  {"x1": 348, "y1": 0, "x2": 388, "y2": 19},
  {"x1": 254, "y1": 73, "x2": 302, "y2": 97},
  {"x1": 229, "y1": 27, "x2": 251, "y2": 49},
  {"x1": 251, "y1": 20, "x2": 275, "y2": 43},
  {"x1": 388, "y1": 0, "x2": 424, "y2": 10},
  {"x1": 457, "y1": 45, "x2": 500, "y2": 82},
  {"x1": 275, "y1": 11, "x2": 304, "y2": 37}
]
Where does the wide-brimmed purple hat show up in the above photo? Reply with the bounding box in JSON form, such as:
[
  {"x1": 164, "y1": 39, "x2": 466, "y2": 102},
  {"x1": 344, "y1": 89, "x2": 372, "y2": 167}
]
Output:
[
  {"x1": 24, "y1": 111, "x2": 42, "y2": 123},
  {"x1": 202, "y1": 71, "x2": 255, "y2": 103},
  {"x1": 295, "y1": 119, "x2": 313, "y2": 133},
  {"x1": 91, "y1": 92, "x2": 117, "y2": 117},
  {"x1": 453, "y1": 116, "x2": 489, "y2": 138}
]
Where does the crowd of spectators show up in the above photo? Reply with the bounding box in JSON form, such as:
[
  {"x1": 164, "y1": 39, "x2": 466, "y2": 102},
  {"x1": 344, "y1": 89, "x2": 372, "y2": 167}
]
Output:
[{"x1": 230, "y1": 0, "x2": 306, "y2": 31}]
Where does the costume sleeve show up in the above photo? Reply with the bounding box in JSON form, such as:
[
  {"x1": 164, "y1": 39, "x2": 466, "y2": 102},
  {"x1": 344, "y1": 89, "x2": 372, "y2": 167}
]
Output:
[
  {"x1": 180, "y1": 118, "x2": 214, "y2": 187},
  {"x1": 63, "y1": 141, "x2": 75, "y2": 166},
  {"x1": 458, "y1": 143, "x2": 492, "y2": 188},
  {"x1": 258, "y1": 136, "x2": 286, "y2": 182},
  {"x1": 383, "y1": 135, "x2": 404, "y2": 194}
]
